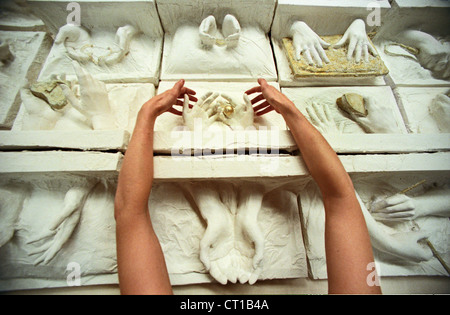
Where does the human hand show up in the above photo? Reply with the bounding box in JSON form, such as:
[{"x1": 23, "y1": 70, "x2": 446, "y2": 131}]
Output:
[
  {"x1": 334, "y1": 19, "x2": 378, "y2": 63},
  {"x1": 289, "y1": 21, "x2": 330, "y2": 67},
  {"x1": 306, "y1": 102, "x2": 345, "y2": 134},
  {"x1": 55, "y1": 24, "x2": 93, "y2": 63},
  {"x1": 245, "y1": 78, "x2": 296, "y2": 116},
  {"x1": 182, "y1": 91, "x2": 219, "y2": 131}
]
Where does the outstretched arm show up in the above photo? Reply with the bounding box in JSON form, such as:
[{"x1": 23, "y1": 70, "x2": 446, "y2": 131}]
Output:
[
  {"x1": 247, "y1": 79, "x2": 381, "y2": 294},
  {"x1": 114, "y1": 79, "x2": 196, "y2": 294}
]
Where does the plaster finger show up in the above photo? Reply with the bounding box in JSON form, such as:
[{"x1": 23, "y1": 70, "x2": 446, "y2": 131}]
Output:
[
  {"x1": 309, "y1": 46, "x2": 323, "y2": 67},
  {"x1": 303, "y1": 49, "x2": 314, "y2": 66},
  {"x1": 363, "y1": 44, "x2": 369, "y2": 62},
  {"x1": 347, "y1": 39, "x2": 357, "y2": 61},
  {"x1": 334, "y1": 32, "x2": 349, "y2": 48},
  {"x1": 355, "y1": 43, "x2": 362, "y2": 63},
  {"x1": 316, "y1": 43, "x2": 330, "y2": 64}
]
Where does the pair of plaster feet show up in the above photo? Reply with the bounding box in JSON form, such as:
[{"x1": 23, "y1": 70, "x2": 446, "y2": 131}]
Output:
[
  {"x1": 199, "y1": 14, "x2": 241, "y2": 49},
  {"x1": 186, "y1": 183, "x2": 265, "y2": 285}
]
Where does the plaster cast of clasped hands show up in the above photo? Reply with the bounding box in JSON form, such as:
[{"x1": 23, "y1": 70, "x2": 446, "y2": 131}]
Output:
[
  {"x1": 182, "y1": 92, "x2": 254, "y2": 131},
  {"x1": 199, "y1": 14, "x2": 241, "y2": 49},
  {"x1": 334, "y1": 19, "x2": 378, "y2": 63},
  {"x1": 187, "y1": 183, "x2": 264, "y2": 285},
  {"x1": 55, "y1": 24, "x2": 138, "y2": 66},
  {"x1": 289, "y1": 21, "x2": 331, "y2": 68}
]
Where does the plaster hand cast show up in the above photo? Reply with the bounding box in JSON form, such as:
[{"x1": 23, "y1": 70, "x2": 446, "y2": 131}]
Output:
[
  {"x1": 289, "y1": 21, "x2": 330, "y2": 68},
  {"x1": 187, "y1": 183, "x2": 264, "y2": 285},
  {"x1": 199, "y1": 14, "x2": 241, "y2": 49},
  {"x1": 27, "y1": 181, "x2": 97, "y2": 265},
  {"x1": 61, "y1": 61, "x2": 117, "y2": 130},
  {"x1": 369, "y1": 188, "x2": 450, "y2": 222},
  {"x1": 334, "y1": 19, "x2": 378, "y2": 63},
  {"x1": 306, "y1": 102, "x2": 345, "y2": 134},
  {"x1": 344, "y1": 96, "x2": 400, "y2": 133},
  {"x1": 183, "y1": 92, "x2": 254, "y2": 131},
  {"x1": 429, "y1": 93, "x2": 450, "y2": 132},
  {"x1": 397, "y1": 30, "x2": 450, "y2": 80},
  {"x1": 55, "y1": 24, "x2": 138, "y2": 66}
]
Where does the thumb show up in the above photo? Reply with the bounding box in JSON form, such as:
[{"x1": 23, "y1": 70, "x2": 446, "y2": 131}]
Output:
[
  {"x1": 334, "y1": 32, "x2": 349, "y2": 48},
  {"x1": 257, "y1": 78, "x2": 267, "y2": 87},
  {"x1": 172, "y1": 79, "x2": 185, "y2": 96}
]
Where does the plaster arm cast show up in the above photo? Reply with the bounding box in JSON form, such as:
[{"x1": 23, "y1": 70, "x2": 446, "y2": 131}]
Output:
[
  {"x1": 114, "y1": 79, "x2": 196, "y2": 295},
  {"x1": 246, "y1": 79, "x2": 381, "y2": 294}
]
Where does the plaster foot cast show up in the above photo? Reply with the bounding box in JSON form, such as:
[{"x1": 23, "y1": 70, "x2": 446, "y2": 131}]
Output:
[
  {"x1": 27, "y1": 181, "x2": 97, "y2": 265},
  {"x1": 199, "y1": 15, "x2": 218, "y2": 48},
  {"x1": 396, "y1": 30, "x2": 450, "y2": 80},
  {"x1": 55, "y1": 24, "x2": 93, "y2": 64},
  {"x1": 429, "y1": 93, "x2": 450, "y2": 132},
  {"x1": 183, "y1": 91, "x2": 220, "y2": 131},
  {"x1": 334, "y1": 19, "x2": 378, "y2": 63},
  {"x1": 222, "y1": 14, "x2": 241, "y2": 49},
  {"x1": 0, "y1": 40, "x2": 14, "y2": 66},
  {"x1": 187, "y1": 182, "x2": 265, "y2": 284},
  {"x1": 289, "y1": 21, "x2": 330, "y2": 67},
  {"x1": 98, "y1": 25, "x2": 138, "y2": 66},
  {"x1": 61, "y1": 61, "x2": 117, "y2": 130},
  {"x1": 0, "y1": 185, "x2": 28, "y2": 247}
]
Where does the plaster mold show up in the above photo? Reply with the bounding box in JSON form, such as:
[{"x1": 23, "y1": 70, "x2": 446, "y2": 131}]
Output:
[
  {"x1": 158, "y1": 0, "x2": 277, "y2": 81},
  {"x1": 282, "y1": 86, "x2": 407, "y2": 135},
  {"x1": 396, "y1": 87, "x2": 450, "y2": 133},
  {"x1": 0, "y1": 31, "x2": 46, "y2": 129},
  {"x1": 299, "y1": 156, "x2": 450, "y2": 279},
  {"x1": 31, "y1": 1, "x2": 163, "y2": 84},
  {"x1": 156, "y1": 81, "x2": 286, "y2": 133}
]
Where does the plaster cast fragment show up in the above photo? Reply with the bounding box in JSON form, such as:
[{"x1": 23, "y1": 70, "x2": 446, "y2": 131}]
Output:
[
  {"x1": 336, "y1": 93, "x2": 368, "y2": 117},
  {"x1": 30, "y1": 80, "x2": 69, "y2": 110}
]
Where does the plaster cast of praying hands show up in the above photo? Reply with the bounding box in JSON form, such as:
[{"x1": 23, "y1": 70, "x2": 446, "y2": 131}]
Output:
[
  {"x1": 27, "y1": 181, "x2": 97, "y2": 265},
  {"x1": 306, "y1": 102, "x2": 344, "y2": 134},
  {"x1": 356, "y1": 193, "x2": 433, "y2": 263},
  {"x1": 55, "y1": 24, "x2": 138, "y2": 66},
  {"x1": 187, "y1": 183, "x2": 265, "y2": 285},
  {"x1": 182, "y1": 92, "x2": 254, "y2": 131},
  {"x1": 397, "y1": 30, "x2": 450, "y2": 79},
  {"x1": 0, "y1": 185, "x2": 27, "y2": 248},
  {"x1": 369, "y1": 188, "x2": 450, "y2": 222},
  {"x1": 289, "y1": 21, "x2": 330, "y2": 67},
  {"x1": 61, "y1": 61, "x2": 116, "y2": 130},
  {"x1": 199, "y1": 14, "x2": 241, "y2": 49},
  {"x1": 334, "y1": 19, "x2": 378, "y2": 63}
]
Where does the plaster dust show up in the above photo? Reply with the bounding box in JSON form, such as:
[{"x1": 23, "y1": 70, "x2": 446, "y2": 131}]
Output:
[
  {"x1": 161, "y1": 24, "x2": 277, "y2": 81},
  {"x1": 0, "y1": 31, "x2": 46, "y2": 129},
  {"x1": 12, "y1": 83, "x2": 155, "y2": 134},
  {"x1": 155, "y1": 81, "x2": 287, "y2": 132},
  {"x1": 396, "y1": 87, "x2": 450, "y2": 133},
  {"x1": 281, "y1": 86, "x2": 407, "y2": 134},
  {"x1": 299, "y1": 172, "x2": 450, "y2": 279},
  {"x1": 38, "y1": 27, "x2": 162, "y2": 84}
]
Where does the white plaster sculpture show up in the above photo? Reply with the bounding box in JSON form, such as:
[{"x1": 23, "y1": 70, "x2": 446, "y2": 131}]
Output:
[
  {"x1": 0, "y1": 39, "x2": 14, "y2": 65},
  {"x1": 186, "y1": 182, "x2": 264, "y2": 284},
  {"x1": 199, "y1": 14, "x2": 241, "y2": 49},
  {"x1": 428, "y1": 93, "x2": 450, "y2": 133},
  {"x1": 334, "y1": 19, "x2": 378, "y2": 64},
  {"x1": 27, "y1": 181, "x2": 97, "y2": 265},
  {"x1": 369, "y1": 188, "x2": 450, "y2": 222},
  {"x1": 305, "y1": 102, "x2": 345, "y2": 134},
  {"x1": 182, "y1": 91, "x2": 254, "y2": 131},
  {"x1": 396, "y1": 30, "x2": 450, "y2": 80},
  {"x1": 54, "y1": 24, "x2": 138, "y2": 66},
  {"x1": 0, "y1": 185, "x2": 27, "y2": 248},
  {"x1": 289, "y1": 21, "x2": 330, "y2": 68},
  {"x1": 21, "y1": 61, "x2": 117, "y2": 131}
]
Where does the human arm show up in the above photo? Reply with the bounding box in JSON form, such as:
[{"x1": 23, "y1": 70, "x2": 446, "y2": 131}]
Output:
[
  {"x1": 114, "y1": 79, "x2": 196, "y2": 294},
  {"x1": 247, "y1": 79, "x2": 381, "y2": 294}
]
